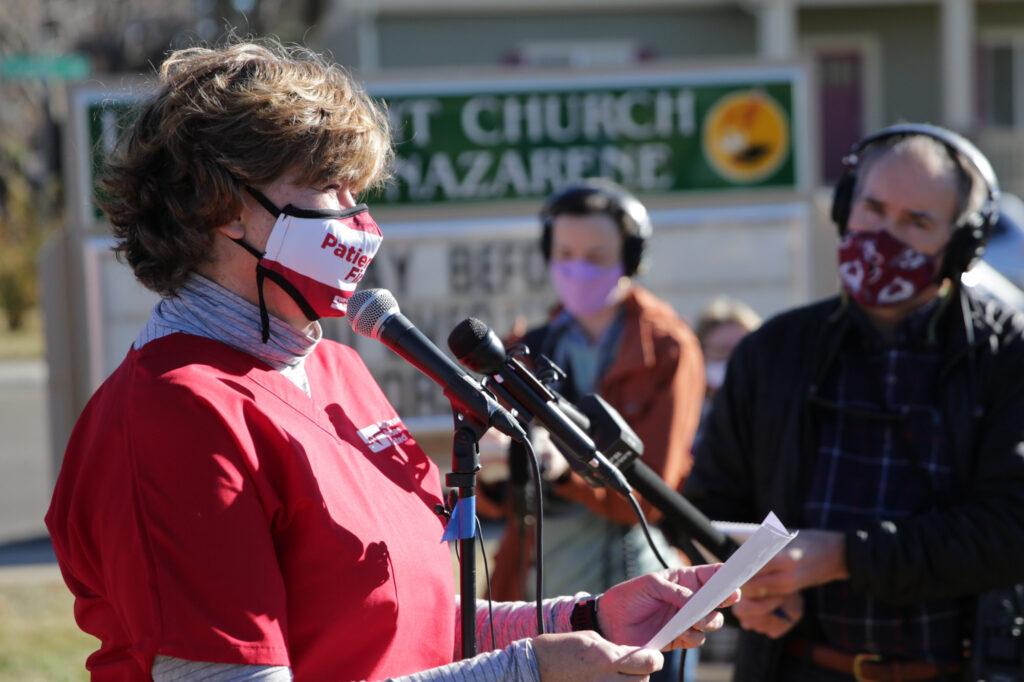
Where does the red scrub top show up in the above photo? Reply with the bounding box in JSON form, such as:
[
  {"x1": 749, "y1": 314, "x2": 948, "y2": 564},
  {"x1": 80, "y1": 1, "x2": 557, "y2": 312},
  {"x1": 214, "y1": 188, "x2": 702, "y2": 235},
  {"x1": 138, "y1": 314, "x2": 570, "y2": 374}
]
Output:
[{"x1": 46, "y1": 333, "x2": 456, "y2": 680}]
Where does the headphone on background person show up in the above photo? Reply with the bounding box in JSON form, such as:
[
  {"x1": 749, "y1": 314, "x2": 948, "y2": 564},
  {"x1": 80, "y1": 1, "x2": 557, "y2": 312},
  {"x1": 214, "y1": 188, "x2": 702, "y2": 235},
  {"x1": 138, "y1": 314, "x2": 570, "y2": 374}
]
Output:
[
  {"x1": 830, "y1": 122, "x2": 1001, "y2": 279},
  {"x1": 539, "y1": 179, "x2": 653, "y2": 277}
]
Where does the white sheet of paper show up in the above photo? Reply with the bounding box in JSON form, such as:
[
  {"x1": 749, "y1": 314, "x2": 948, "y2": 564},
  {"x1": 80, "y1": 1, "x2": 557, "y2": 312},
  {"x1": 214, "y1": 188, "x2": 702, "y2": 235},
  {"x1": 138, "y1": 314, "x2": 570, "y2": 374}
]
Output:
[
  {"x1": 711, "y1": 520, "x2": 761, "y2": 543},
  {"x1": 644, "y1": 512, "x2": 797, "y2": 651}
]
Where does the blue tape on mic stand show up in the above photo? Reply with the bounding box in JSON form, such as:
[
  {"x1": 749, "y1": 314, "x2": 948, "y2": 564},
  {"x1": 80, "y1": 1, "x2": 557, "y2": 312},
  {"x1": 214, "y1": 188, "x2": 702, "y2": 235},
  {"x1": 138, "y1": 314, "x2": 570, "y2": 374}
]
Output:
[{"x1": 440, "y1": 496, "x2": 477, "y2": 542}]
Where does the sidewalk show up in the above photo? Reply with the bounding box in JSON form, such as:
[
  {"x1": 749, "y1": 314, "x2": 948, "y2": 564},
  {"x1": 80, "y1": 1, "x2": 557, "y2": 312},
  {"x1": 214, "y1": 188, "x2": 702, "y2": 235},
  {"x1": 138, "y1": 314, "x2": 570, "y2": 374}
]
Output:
[
  {"x1": 0, "y1": 535, "x2": 61, "y2": 586},
  {"x1": 0, "y1": 359, "x2": 51, "y2": 543},
  {"x1": 0, "y1": 535, "x2": 55, "y2": 566}
]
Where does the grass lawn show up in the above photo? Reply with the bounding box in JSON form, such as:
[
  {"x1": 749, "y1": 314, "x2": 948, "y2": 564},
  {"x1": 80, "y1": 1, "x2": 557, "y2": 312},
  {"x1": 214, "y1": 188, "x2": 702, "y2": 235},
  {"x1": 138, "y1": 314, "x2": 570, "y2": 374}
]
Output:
[
  {"x1": 0, "y1": 308, "x2": 44, "y2": 362},
  {"x1": 0, "y1": 576, "x2": 94, "y2": 681}
]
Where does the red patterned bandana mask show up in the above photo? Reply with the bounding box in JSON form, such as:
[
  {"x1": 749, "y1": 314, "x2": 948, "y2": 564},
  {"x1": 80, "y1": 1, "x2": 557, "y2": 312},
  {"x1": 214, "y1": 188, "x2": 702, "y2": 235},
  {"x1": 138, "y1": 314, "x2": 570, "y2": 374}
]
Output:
[{"x1": 837, "y1": 230, "x2": 939, "y2": 307}]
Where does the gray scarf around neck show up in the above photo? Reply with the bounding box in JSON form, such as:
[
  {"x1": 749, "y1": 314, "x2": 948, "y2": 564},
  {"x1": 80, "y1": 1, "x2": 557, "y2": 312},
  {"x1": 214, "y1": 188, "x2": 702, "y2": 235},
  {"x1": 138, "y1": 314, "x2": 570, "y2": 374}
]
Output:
[{"x1": 134, "y1": 273, "x2": 321, "y2": 375}]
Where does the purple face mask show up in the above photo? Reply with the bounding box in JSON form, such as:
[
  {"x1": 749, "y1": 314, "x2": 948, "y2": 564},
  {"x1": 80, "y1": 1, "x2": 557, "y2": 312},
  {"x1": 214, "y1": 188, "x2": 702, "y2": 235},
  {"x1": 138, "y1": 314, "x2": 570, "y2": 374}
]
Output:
[{"x1": 549, "y1": 260, "x2": 624, "y2": 317}]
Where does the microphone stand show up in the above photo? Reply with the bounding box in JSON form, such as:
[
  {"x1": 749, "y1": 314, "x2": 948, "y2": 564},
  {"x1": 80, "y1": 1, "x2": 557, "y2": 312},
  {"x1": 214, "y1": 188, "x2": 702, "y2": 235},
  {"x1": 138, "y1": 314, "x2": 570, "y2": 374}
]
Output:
[{"x1": 445, "y1": 408, "x2": 487, "y2": 660}]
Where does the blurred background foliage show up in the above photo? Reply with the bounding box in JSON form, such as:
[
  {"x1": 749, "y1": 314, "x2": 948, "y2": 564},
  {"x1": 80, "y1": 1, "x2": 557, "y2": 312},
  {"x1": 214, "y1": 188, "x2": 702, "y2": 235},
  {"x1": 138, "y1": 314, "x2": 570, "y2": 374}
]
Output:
[
  {"x1": 0, "y1": 0, "x2": 328, "y2": 345},
  {"x1": 0, "y1": 147, "x2": 58, "y2": 332}
]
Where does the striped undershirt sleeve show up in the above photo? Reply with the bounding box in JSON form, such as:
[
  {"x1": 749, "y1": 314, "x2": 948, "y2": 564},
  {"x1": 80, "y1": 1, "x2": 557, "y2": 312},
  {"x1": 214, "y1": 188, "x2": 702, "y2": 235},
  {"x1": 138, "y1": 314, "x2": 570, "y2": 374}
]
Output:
[
  {"x1": 388, "y1": 595, "x2": 581, "y2": 680},
  {"x1": 151, "y1": 596, "x2": 582, "y2": 681},
  {"x1": 152, "y1": 656, "x2": 292, "y2": 681},
  {"x1": 462, "y1": 595, "x2": 581, "y2": 652},
  {"x1": 388, "y1": 639, "x2": 539, "y2": 682}
]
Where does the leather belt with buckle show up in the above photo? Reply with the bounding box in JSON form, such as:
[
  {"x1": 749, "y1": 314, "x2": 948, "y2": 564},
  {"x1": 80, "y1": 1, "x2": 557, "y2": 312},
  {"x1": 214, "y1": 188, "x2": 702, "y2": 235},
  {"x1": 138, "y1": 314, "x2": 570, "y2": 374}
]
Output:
[{"x1": 784, "y1": 638, "x2": 963, "y2": 681}]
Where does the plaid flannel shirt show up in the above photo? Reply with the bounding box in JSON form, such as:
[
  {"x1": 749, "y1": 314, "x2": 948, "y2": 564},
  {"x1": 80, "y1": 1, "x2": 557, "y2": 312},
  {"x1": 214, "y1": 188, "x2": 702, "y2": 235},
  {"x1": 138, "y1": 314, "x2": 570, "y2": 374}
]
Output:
[{"x1": 803, "y1": 300, "x2": 963, "y2": 663}]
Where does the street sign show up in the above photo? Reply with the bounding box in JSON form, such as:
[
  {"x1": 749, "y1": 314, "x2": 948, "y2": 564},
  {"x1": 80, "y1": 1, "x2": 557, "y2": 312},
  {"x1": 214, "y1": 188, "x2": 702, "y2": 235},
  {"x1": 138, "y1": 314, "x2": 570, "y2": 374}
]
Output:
[{"x1": 1, "y1": 54, "x2": 90, "y2": 81}]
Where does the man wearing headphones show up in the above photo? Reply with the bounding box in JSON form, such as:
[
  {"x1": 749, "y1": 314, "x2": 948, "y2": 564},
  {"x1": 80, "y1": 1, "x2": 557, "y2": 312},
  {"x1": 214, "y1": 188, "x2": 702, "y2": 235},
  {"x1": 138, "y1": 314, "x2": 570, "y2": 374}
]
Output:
[
  {"x1": 487, "y1": 178, "x2": 706, "y2": 681},
  {"x1": 685, "y1": 123, "x2": 1024, "y2": 681}
]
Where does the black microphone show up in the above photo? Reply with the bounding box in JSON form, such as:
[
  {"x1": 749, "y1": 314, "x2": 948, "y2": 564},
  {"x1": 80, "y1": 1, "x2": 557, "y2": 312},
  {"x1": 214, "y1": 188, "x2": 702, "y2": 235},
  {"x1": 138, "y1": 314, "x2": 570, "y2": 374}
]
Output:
[
  {"x1": 448, "y1": 317, "x2": 740, "y2": 562},
  {"x1": 348, "y1": 290, "x2": 525, "y2": 442},
  {"x1": 448, "y1": 318, "x2": 631, "y2": 495}
]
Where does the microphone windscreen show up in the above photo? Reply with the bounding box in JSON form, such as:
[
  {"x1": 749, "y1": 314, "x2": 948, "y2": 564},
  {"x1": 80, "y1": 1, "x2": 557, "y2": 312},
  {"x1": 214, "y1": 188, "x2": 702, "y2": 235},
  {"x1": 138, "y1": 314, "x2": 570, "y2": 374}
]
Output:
[
  {"x1": 448, "y1": 318, "x2": 506, "y2": 375},
  {"x1": 447, "y1": 318, "x2": 490, "y2": 359},
  {"x1": 348, "y1": 288, "x2": 399, "y2": 339}
]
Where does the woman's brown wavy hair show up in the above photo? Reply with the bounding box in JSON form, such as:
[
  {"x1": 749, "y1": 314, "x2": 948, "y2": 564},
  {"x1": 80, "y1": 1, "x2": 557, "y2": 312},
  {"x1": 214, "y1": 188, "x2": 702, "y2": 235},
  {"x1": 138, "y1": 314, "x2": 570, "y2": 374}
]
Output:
[{"x1": 98, "y1": 39, "x2": 392, "y2": 296}]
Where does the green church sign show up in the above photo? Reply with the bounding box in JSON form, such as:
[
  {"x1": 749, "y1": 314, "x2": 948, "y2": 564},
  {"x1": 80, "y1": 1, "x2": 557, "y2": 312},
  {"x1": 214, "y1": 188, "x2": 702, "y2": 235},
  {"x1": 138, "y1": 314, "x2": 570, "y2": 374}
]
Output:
[{"x1": 70, "y1": 65, "x2": 807, "y2": 227}]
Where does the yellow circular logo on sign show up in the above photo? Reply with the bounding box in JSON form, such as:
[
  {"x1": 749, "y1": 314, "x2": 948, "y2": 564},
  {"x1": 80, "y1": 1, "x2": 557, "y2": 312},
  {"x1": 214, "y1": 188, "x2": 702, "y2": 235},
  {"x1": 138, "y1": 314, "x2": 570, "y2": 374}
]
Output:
[{"x1": 702, "y1": 90, "x2": 790, "y2": 184}]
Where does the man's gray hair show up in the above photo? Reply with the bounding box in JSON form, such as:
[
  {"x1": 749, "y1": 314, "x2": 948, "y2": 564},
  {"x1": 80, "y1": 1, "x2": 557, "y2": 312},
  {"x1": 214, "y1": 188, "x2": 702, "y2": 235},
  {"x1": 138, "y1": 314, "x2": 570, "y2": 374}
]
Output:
[{"x1": 855, "y1": 134, "x2": 988, "y2": 228}]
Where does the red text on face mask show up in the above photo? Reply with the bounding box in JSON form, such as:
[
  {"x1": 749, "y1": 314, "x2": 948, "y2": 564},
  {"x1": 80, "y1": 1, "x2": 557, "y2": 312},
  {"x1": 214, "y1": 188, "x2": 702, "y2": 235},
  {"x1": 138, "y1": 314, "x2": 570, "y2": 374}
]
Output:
[{"x1": 321, "y1": 233, "x2": 371, "y2": 267}]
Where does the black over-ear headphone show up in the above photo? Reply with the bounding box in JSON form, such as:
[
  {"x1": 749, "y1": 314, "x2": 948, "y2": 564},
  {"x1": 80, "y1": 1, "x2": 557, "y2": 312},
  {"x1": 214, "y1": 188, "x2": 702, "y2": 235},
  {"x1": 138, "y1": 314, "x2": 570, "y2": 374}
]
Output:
[
  {"x1": 539, "y1": 179, "x2": 653, "y2": 277},
  {"x1": 831, "y1": 123, "x2": 1000, "y2": 278}
]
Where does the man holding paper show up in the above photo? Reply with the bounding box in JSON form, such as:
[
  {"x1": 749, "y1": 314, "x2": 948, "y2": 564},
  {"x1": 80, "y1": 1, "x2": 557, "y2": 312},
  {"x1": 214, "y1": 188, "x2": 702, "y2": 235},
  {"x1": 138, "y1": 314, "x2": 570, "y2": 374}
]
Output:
[{"x1": 685, "y1": 125, "x2": 1024, "y2": 680}]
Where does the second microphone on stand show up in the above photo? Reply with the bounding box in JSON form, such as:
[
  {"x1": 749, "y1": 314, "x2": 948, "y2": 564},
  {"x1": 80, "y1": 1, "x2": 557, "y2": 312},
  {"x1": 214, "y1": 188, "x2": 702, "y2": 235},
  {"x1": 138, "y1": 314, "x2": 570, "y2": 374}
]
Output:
[{"x1": 448, "y1": 318, "x2": 631, "y2": 495}]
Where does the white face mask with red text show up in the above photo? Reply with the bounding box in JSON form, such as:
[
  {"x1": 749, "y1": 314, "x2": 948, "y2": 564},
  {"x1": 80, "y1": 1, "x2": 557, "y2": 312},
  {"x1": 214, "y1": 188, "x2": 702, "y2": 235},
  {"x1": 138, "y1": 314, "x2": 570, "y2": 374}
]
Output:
[{"x1": 234, "y1": 186, "x2": 383, "y2": 342}]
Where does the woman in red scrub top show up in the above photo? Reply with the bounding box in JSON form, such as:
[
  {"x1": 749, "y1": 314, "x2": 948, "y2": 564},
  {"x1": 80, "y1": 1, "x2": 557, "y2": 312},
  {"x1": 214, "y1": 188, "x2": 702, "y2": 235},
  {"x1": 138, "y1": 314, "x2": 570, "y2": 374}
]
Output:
[{"x1": 45, "y1": 40, "x2": 737, "y2": 681}]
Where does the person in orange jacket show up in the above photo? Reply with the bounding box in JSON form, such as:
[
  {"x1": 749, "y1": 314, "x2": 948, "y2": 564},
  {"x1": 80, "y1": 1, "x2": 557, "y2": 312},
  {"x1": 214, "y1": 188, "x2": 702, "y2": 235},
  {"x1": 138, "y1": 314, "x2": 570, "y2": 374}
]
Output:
[{"x1": 483, "y1": 178, "x2": 706, "y2": 681}]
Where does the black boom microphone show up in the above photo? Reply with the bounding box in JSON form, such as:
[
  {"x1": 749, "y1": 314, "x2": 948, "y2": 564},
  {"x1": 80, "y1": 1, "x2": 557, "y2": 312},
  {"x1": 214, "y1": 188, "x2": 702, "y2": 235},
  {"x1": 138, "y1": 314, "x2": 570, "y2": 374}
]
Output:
[
  {"x1": 448, "y1": 317, "x2": 740, "y2": 563},
  {"x1": 576, "y1": 393, "x2": 740, "y2": 562},
  {"x1": 348, "y1": 290, "x2": 525, "y2": 442},
  {"x1": 448, "y1": 318, "x2": 631, "y2": 495}
]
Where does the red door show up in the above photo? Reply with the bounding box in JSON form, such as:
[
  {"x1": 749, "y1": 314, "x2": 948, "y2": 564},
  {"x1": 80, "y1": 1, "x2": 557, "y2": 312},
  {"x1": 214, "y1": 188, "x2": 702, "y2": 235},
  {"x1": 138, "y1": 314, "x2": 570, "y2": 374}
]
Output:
[{"x1": 817, "y1": 50, "x2": 865, "y2": 183}]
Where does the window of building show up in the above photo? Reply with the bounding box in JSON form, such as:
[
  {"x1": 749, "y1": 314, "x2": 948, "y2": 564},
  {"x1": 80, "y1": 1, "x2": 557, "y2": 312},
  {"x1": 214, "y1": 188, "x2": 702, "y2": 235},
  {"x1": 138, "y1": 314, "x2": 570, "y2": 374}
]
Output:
[{"x1": 978, "y1": 32, "x2": 1024, "y2": 128}]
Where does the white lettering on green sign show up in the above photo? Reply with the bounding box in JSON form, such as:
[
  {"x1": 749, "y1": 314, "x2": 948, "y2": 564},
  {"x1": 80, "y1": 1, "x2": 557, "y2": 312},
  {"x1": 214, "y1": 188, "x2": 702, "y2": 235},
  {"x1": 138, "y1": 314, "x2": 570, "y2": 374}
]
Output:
[
  {"x1": 387, "y1": 143, "x2": 674, "y2": 201},
  {"x1": 417, "y1": 90, "x2": 696, "y2": 147}
]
